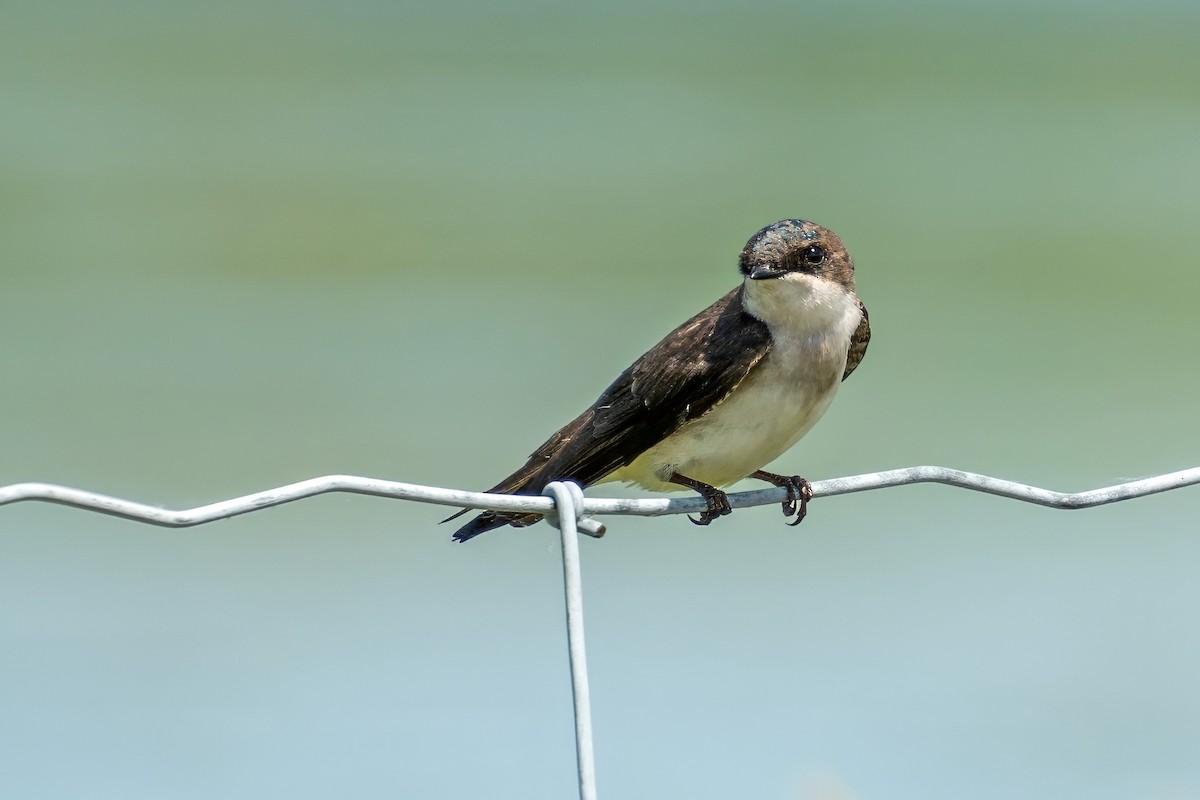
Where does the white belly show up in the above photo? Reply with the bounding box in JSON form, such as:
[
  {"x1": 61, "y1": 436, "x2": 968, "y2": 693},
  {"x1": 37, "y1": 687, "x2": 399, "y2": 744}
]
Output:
[{"x1": 606, "y1": 336, "x2": 847, "y2": 491}]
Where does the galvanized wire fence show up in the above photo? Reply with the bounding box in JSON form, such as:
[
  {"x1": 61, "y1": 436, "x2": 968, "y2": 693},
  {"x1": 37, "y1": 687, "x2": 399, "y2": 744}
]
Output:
[{"x1": 4, "y1": 464, "x2": 1199, "y2": 800}]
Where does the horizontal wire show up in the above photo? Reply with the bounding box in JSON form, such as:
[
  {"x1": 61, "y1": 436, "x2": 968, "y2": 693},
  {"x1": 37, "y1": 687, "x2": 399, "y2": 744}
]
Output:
[{"x1": 0, "y1": 465, "x2": 1197, "y2": 529}]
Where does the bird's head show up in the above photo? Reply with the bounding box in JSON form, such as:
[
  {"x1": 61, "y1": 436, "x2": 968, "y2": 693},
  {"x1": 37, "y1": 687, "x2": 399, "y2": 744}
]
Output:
[
  {"x1": 738, "y1": 219, "x2": 855, "y2": 290},
  {"x1": 738, "y1": 219, "x2": 858, "y2": 328}
]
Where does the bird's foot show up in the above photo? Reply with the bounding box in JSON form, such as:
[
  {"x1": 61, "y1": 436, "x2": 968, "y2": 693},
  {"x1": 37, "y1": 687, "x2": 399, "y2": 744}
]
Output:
[
  {"x1": 668, "y1": 472, "x2": 732, "y2": 526},
  {"x1": 688, "y1": 487, "x2": 732, "y2": 526},
  {"x1": 750, "y1": 470, "x2": 813, "y2": 526}
]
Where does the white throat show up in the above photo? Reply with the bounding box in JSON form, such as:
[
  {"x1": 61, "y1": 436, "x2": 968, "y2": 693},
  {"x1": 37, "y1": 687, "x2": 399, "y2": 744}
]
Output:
[{"x1": 742, "y1": 272, "x2": 860, "y2": 342}]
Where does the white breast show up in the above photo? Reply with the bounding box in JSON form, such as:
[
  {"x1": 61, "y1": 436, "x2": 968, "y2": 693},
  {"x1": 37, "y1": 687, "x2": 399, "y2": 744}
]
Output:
[{"x1": 607, "y1": 274, "x2": 862, "y2": 491}]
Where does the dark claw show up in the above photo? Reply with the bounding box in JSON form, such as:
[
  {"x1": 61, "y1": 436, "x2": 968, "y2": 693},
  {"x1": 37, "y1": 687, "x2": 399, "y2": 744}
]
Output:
[
  {"x1": 750, "y1": 470, "x2": 813, "y2": 527},
  {"x1": 668, "y1": 472, "x2": 732, "y2": 529},
  {"x1": 785, "y1": 479, "x2": 813, "y2": 526},
  {"x1": 687, "y1": 486, "x2": 731, "y2": 526},
  {"x1": 781, "y1": 484, "x2": 798, "y2": 517}
]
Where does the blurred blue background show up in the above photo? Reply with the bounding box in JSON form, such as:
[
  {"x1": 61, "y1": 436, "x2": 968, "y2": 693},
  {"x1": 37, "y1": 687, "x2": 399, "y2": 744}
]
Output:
[{"x1": 2, "y1": 1, "x2": 1198, "y2": 798}]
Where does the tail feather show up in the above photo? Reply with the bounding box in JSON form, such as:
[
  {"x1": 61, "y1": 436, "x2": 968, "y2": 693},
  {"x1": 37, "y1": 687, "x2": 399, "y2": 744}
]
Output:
[
  {"x1": 446, "y1": 400, "x2": 606, "y2": 541},
  {"x1": 443, "y1": 464, "x2": 548, "y2": 542},
  {"x1": 448, "y1": 448, "x2": 578, "y2": 542},
  {"x1": 450, "y1": 510, "x2": 542, "y2": 542}
]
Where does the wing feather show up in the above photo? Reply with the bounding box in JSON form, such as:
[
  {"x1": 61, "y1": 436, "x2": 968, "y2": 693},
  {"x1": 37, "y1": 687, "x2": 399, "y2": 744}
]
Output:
[{"x1": 841, "y1": 299, "x2": 870, "y2": 381}]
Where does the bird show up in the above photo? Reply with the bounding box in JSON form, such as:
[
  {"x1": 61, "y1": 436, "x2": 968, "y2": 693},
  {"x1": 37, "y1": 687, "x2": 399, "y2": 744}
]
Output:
[{"x1": 446, "y1": 218, "x2": 870, "y2": 542}]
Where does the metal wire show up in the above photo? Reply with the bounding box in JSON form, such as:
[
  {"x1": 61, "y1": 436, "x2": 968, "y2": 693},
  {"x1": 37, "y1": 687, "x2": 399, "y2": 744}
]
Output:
[
  {"x1": 2, "y1": 465, "x2": 1198, "y2": 529},
  {"x1": 4, "y1": 464, "x2": 1197, "y2": 800},
  {"x1": 543, "y1": 482, "x2": 598, "y2": 800}
]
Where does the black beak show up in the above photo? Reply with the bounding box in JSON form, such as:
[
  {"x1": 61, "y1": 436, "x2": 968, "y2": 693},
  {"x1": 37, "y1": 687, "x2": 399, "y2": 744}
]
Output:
[{"x1": 748, "y1": 265, "x2": 786, "y2": 280}]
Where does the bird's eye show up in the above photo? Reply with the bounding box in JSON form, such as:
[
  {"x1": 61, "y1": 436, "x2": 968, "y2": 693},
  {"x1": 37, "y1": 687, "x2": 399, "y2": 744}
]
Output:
[{"x1": 802, "y1": 244, "x2": 826, "y2": 265}]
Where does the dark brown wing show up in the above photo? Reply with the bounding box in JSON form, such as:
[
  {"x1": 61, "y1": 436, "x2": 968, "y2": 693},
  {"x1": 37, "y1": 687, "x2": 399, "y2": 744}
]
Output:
[
  {"x1": 451, "y1": 287, "x2": 771, "y2": 541},
  {"x1": 841, "y1": 299, "x2": 870, "y2": 381}
]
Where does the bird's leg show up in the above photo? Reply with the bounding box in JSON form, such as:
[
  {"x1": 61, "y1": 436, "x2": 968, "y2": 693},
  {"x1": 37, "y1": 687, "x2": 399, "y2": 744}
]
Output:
[
  {"x1": 750, "y1": 470, "x2": 813, "y2": 526},
  {"x1": 669, "y1": 472, "x2": 732, "y2": 526}
]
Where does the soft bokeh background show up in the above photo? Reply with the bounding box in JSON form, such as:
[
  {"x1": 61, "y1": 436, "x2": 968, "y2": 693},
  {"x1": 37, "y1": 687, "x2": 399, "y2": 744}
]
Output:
[{"x1": 2, "y1": 1, "x2": 1198, "y2": 798}]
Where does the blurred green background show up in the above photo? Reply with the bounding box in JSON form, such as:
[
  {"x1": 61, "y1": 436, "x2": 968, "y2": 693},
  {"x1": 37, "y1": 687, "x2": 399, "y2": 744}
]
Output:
[{"x1": 2, "y1": 1, "x2": 1199, "y2": 798}]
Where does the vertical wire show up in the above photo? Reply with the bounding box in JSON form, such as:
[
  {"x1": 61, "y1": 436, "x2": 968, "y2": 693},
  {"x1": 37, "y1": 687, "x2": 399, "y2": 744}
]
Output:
[{"x1": 544, "y1": 481, "x2": 598, "y2": 800}]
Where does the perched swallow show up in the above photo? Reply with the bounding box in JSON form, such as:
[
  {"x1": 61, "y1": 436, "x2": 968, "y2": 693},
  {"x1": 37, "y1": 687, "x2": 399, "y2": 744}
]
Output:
[{"x1": 447, "y1": 219, "x2": 870, "y2": 542}]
